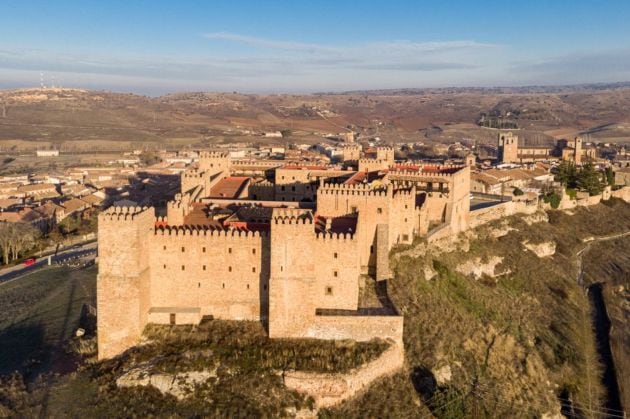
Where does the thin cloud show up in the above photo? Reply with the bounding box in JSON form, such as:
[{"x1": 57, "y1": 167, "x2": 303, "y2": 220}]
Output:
[
  {"x1": 204, "y1": 32, "x2": 336, "y2": 53},
  {"x1": 203, "y1": 32, "x2": 498, "y2": 55}
]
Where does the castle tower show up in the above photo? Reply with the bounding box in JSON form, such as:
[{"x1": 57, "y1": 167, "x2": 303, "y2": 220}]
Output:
[
  {"x1": 342, "y1": 144, "x2": 362, "y2": 163},
  {"x1": 465, "y1": 153, "x2": 476, "y2": 167},
  {"x1": 573, "y1": 136, "x2": 583, "y2": 164},
  {"x1": 198, "y1": 151, "x2": 230, "y2": 173},
  {"x1": 376, "y1": 146, "x2": 395, "y2": 166},
  {"x1": 497, "y1": 131, "x2": 519, "y2": 164},
  {"x1": 97, "y1": 206, "x2": 154, "y2": 359},
  {"x1": 268, "y1": 209, "x2": 317, "y2": 338}
]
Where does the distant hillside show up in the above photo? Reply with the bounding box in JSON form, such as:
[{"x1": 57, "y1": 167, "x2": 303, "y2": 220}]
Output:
[{"x1": 0, "y1": 85, "x2": 629, "y2": 151}]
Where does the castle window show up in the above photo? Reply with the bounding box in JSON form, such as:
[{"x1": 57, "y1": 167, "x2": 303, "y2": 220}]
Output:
[
  {"x1": 252, "y1": 248, "x2": 256, "y2": 255},
  {"x1": 252, "y1": 267, "x2": 256, "y2": 273},
  {"x1": 181, "y1": 246, "x2": 185, "y2": 252},
  {"x1": 247, "y1": 284, "x2": 250, "y2": 290},
  {"x1": 228, "y1": 247, "x2": 232, "y2": 254},
  {"x1": 282, "y1": 176, "x2": 285, "y2": 180},
  {"x1": 263, "y1": 284, "x2": 267, "y2": 290},
  {"x1": 377, "y1": 208, "x2": 383, "y2": 214},
  {"x1": 292, "y1": 176, "x2": 295, "y2": 180},
  {"x1": 280, "y1": 266, "x2": 283, "y2": 272},
  {"x1": 202, "y1": 247, "x2": 206, "y2": 253},
  {"x1": 163, "y1": 264, "x2": 166, "y2": 269},
  {"x1": 222, "y1": 283, "x2": 225, "y2": 289},
  {"x1": 281, "y1": 186, "x2": 285, "y2": 191},
  {"x1": 325, "y1": 286, "x2": 333, "y2": 296},
  {"x1": 291, "y1": 186, "x2": 295, "y2": 191},
  {"x1": 403, "y1": 234, "x2": 409, "y2": 241},
  {"x1": 370, "y1": 245, "x2": 374, "y2": 254},
  {"x1": 351, "y1": 206, "x2": 357, "y2": 213},
  {"x1": 404, "y1": 218, "x2": 408, "y2": 222},
  {"x1": 163, "y1": 245, "x2": 166, "y2": 250},
  {"x1": 333, "y1": 252, "x2": 338, "y2": 259},
  {"x1": 229, "y1": 266, "x2": 232, "y2": 272},
  {"x1": 181, "y1": 265, "x2": 185, "y2": 271},
  {"x1": 198, "y1": 282, "x2": 201, "y2": 288},
  {"x1": 333, "y1": 270, "x2": 338, "y2": 277},
  {"x1": 405, "y1": 205, "x2": 408, "y2": 209},
  {"x1": 170, "y1": 313, "x2": 176, "y2": 325},
  {"x1": 203, "y1": 265, "x2": 206, "y2": 271}
]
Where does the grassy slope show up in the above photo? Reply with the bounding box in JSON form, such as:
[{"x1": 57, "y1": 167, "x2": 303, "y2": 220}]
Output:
[
  {"x1": 0, "y1": 266, "x2": 96, "y2": 378},
  {"x1": 325, "y1": 199, "x2": 630, "y2": 418},
  {"x1": 0, "y1": 266, "x2": 387, "y2": 417},
  {"x1": 582, "y1": 235, "x2": 630, "y2": 411}
]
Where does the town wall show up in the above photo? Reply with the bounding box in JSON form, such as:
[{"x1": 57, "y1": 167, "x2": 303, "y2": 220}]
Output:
[
  {"x1": 305, "y1": 315, "x2": 403, "y2": 343},
  {"x1": 284, "y1": 341, "x2": 404, "y2": 408}
]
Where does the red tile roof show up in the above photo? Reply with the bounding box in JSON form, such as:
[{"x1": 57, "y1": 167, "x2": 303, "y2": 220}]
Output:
[{"x1": 209, "y1": 176, "x2": 249, "y2": 199}]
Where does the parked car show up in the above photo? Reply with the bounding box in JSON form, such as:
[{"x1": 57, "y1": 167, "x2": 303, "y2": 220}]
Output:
[{"x1": 24, "y1": 258, "x2": 36, "y2": 266}]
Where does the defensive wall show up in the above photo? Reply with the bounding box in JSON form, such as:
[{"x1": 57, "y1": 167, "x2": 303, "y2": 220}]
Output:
[{"x1": 284, "y1": 341, "x2": 404, "y2": 408}]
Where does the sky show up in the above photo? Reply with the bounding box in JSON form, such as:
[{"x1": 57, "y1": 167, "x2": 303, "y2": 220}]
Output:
[{"x1": 0, "y1": 0, "x2": 629, "y2": 95}]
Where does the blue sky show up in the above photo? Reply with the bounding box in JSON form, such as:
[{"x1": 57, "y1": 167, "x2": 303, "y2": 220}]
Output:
[{"x1": 1, "y1": 0, "x2": 629, "y2": 94}]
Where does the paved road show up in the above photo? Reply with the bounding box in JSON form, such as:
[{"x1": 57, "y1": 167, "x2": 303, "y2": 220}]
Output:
[{"x1": 0, "y1": 241, "x2": 98, "y2": 284}]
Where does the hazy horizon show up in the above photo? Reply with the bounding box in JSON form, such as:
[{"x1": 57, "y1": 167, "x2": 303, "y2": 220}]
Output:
[{"x1": 2, "y1": 0, "x2": 630, "y2": 95}]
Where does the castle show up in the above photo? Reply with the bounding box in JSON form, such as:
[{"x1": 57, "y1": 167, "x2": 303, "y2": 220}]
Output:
[
  {"x1": 497, "y1": 131, "x2": 596, "y2": 164},
  {"x1": 97, "y1": 147, "x2": 471, "y2": 359}
]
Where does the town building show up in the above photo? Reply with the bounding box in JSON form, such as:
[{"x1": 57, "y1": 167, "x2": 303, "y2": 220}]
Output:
[{"x1": 497, "y1": 131, "x2": 596, "y2": 165}]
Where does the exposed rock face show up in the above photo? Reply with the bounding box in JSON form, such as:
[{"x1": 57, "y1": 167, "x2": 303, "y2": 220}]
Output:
[
  {"x1": 522, "y1": 240, "x2": 556, "y2": 258},
  {"x1": 433, "y1": 364, "x2": 452, "y2": 385},
  {"x1": 423, "y1": 265, "x2": 437, "y2": 281},
  {"x1": 117, "y1": 366, "x2": 216, "y2": 399},
  {"x1": 456, "y1": 256, "x2": 505, "y2": 280},
  {"x1": 487, "y1": 224, "x2": 517, "y2": 238},
  {"x1": 521, "y1": 211, "x2": 549, "y2": 225}
]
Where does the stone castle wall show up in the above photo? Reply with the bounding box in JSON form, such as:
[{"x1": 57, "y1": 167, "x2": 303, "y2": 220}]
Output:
[
  {"x1": 284, "y1": 341, "x2": 404, "y2": 408},
  {"x1": 97, "y1": 206, "x2": 154, "y2": 359}
]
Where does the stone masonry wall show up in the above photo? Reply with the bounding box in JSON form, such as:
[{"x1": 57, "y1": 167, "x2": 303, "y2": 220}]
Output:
[{"x1": 284, "y1": 341, "x2": 404, "y2": 408}]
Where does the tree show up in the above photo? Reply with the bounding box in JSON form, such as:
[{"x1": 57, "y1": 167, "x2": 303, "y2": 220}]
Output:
[
  {"x1": 0, "y1": 223, "x2": 40, "y2": 264},
  {"x1": 513, "y1": 187, "x2": 524, "y2": 196},
  {"x1": 576, "y1": 163, "x2": 603, "y2": 196},
  {"x1": 555, "y1": 161, "x2": 578, "y2": 188},
  {"x1": 605, "y1": 167, "x2": 615, "y2": 186}
]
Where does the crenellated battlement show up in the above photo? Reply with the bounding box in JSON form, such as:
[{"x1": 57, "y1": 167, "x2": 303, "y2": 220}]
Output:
[
  {"x1": 272, "y1": 208, "x2": 314, "y2": 225},
  {"x1": 99, "y1": 206, "x2": 153, "y2": 222},
  {"x1": 199, "y1": 151, "x2": 229, "y2": 159},
  {"x1": 182, "y1": 169, "x2": 205, "y2": 178},
  {"x1": 318, "y1": 182, "x2": 390, "y2": 197},
  {"x1": 392, "y1": 187, "x2": 415, "y2": 198},
  {"x1": 155, "y1": 225, "x2": 268, "y2": 238},
  {"x1": 315, "y1": 231, "x2": 355, "y2": 240},
  {"x1": 388, "y1": 167, "x2": 464, "y2": 180}
]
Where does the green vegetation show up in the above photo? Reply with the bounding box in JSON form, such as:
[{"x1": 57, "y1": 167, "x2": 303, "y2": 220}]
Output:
[
  {"x1": 136, "y1": 322, "x2": 388, "y2": 375},
  {"x1": 543, "y1": 191, "x2": 561, "y2": 208},
  {"x1": 48, "y1": 210, "x2": 98, "y2": 242},
  {"x1": 512, "y1": 187, "x2": 524, "y2": 196},
  {"x1": 555, "y1": 161, "x2": 605, "y2": 196}
]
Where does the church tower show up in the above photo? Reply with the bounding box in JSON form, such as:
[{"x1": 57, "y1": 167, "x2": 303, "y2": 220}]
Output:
[{"x1": 497, "y1": 131, "x2": 518, "y2": 164}]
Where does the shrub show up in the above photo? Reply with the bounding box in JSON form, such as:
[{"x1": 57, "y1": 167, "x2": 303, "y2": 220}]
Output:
[{"x1": 543, "y1": 192, "x2": 561, "y2": 209}]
